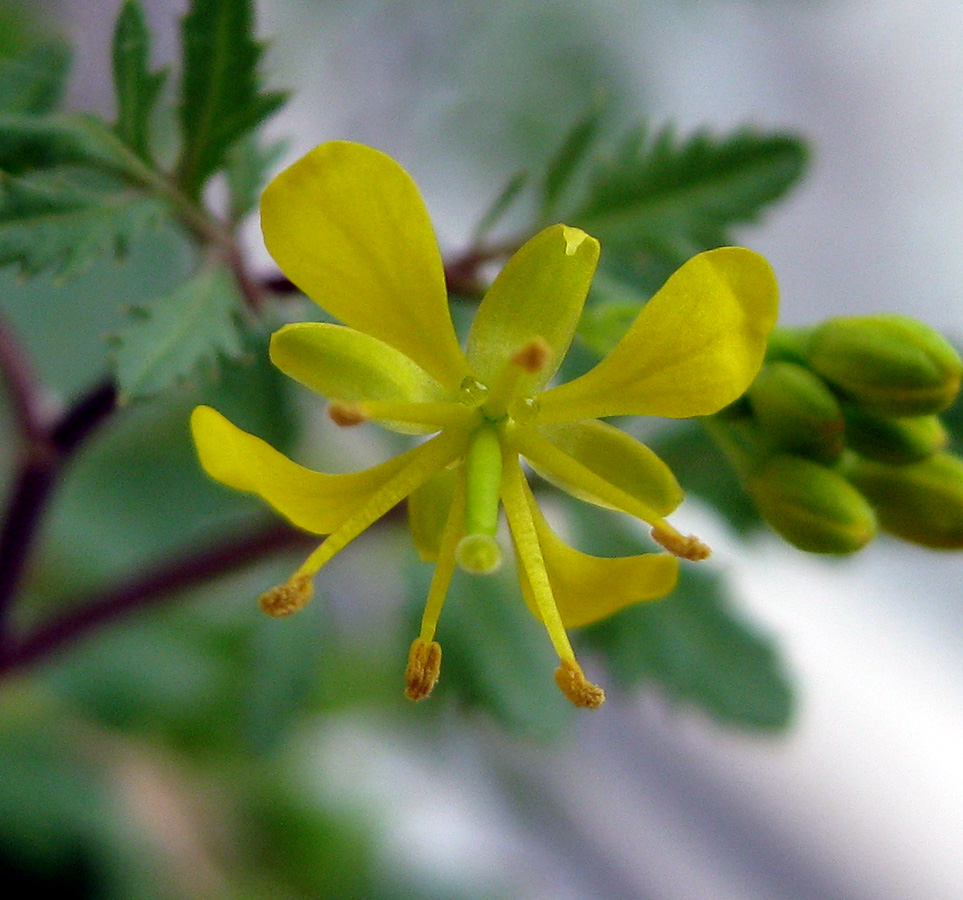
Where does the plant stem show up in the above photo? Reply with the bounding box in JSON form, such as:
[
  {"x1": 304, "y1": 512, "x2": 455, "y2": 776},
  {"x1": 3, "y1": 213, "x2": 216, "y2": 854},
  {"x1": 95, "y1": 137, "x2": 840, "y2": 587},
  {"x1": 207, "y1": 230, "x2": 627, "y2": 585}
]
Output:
[
  {"x1": 0, "y1": 377, "x2": 118, "y2": 643},
  {"x1": 0, "y1": 522, "x2": 304, "y2": 677}
]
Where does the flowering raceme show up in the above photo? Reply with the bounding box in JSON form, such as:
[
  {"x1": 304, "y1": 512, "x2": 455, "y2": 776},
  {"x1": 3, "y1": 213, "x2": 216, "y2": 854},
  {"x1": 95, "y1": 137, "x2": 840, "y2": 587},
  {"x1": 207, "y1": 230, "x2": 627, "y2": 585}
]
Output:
[{"x1": 191, "y1": 141, "x2": 778, "y2": 708}]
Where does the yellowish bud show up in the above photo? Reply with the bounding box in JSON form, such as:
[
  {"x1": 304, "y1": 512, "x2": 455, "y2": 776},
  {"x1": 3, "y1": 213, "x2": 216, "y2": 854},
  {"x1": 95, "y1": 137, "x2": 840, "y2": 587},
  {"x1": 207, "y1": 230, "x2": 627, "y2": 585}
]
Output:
[
  {"x1": 554, "y1": 659, "x2": 605, "y2": 709},
  {"x1": 844, "y1": 452, "x2": 963, "y2": 549},
  {"x1": 748, "y1": 454, "x2": 876, "y2": 554},
  {"x1": 748, "y1": 361, "x2": 845, "y2": 463},
  {"x1": 259, "y1": 574, "x2": 313, "y2": 616},
  {"x1": 404, "y1": 637, "x2": 442, "y2": 701},
  {"x1": 806, "y1": 315, "x2": 962, "y2": 416},
  {"x1": 843, "y1": 407, "x2": 948, "y2": 465}
]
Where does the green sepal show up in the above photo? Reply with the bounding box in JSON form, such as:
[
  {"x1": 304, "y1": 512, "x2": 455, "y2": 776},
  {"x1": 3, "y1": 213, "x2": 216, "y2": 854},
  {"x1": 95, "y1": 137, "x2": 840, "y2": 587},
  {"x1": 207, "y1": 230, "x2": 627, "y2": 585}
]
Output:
[
  {"x1": 747, "y1": 453, "x2": 876, "y2": 553},
  {"x1": 748, "y1": 361, "x2": 845, "y2": 463},
  {"x1": 843, "y1": 451, "x2": 963, "y2": 549},
  {"x1": 843, "y1": 406, "x2": 948, "y2": 465}
]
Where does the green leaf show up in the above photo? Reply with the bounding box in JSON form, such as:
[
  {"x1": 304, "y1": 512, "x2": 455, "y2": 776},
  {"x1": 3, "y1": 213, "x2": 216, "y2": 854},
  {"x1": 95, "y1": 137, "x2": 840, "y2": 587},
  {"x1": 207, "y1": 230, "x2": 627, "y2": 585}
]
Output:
[
  {"x1": 112, "y1": 263, "x2": 244, "y2": 400},
  {"x1": 0, "y1": 42, "x2": 71, "y2": 114},
  {"x1": 540, "y1": 103, "x2": 603, "y2": 219},
  {"x1": 176, "y1": 0, "x2": 287, "y2": 197},
  {"x1": 0, "y1": 112, "x2": 155, "y2": 180},
  {"x1": 471, "y1": 168, "x2": 527, "y2": 243},
  {"x1": 224, "y1": 132, "x2": 287, "y2": 222},
  {"x1": 582, "y1": 564, "x2": 794, "y2": 731},
  {"x1": 112, "y1": 0, "x2": 167, "y2": 161},
  {"x1": 0, "y1": 168, "x2": 166, "y2": 277},
  {"x1": 573, "y1": 125, "x2": 808, "y2": 267}
]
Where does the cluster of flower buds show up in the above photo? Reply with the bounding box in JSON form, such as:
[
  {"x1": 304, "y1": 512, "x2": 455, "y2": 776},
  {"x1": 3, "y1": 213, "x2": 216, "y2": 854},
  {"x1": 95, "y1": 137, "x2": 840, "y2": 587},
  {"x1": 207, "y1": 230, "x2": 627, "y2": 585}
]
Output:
[{"x1": 707, "y1": 314, "x2": 963, "y2": 553}]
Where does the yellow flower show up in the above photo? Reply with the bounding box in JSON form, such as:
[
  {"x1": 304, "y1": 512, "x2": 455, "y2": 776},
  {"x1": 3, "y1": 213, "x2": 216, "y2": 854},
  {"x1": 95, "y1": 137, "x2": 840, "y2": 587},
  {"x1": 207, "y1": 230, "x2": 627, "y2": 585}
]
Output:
[{"x1": 191, "y1": 141, "x2": 778, "y2": 709}]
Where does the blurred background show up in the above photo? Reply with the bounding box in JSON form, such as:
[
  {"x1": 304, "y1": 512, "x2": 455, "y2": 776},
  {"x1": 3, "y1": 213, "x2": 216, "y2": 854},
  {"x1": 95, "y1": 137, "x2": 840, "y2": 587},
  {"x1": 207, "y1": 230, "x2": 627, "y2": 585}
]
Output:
[{"x1": 2, "y1": 0, "x2": 962, "y2": 898}]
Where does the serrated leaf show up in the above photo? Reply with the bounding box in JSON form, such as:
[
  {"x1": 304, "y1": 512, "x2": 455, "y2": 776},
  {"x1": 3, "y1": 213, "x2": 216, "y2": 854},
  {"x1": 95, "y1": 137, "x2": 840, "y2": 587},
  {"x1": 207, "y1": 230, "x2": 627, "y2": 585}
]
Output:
[
  {"x1": 176, "y1": 0, "x2": 287, "y2": 197},
  {"x1": 225, "y1": 132, "x2": 287, "y2": 223},
  {"x1": 113, "y1": 264, "x2": 244, "y2": 400},
  {"x1": 0, "y1": 169, "x2": 166, "y2": 277},
  {"x1": 471, "y1": 168, "x2": 528, "y2": 243},
  {"x1": 0, "y1": 112, "x2": 154, "y2": 180},
  {"x1": 540, "y1": 103, "x2": 603, "y2": 218},
  {"x1": 0, "y1": 42, "x2": 71, "y2": 114},
  {"x1": 112, "y1": 0, "x2": 166, "y2": 161},
  {"x1": 574, "y1": 125, "x2": 808, "y2": 267},
  {"x1": 582, "y1": 563, "x2": 793, "y2": 731}
]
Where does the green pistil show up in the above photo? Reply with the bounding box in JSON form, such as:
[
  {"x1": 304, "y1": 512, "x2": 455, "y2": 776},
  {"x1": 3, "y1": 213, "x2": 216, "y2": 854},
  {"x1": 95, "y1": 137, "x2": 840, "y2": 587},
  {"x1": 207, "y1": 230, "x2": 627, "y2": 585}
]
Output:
[{"x1": 456, "y1": 425, "x2": 503, "y2": 574}]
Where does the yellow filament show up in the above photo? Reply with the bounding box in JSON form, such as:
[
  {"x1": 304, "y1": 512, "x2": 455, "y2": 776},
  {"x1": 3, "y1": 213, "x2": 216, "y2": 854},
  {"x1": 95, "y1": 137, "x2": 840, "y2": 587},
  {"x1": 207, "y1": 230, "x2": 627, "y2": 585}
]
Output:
[
  {"x1": 418, "y1": 475, "x2": 466, "y2": 644},
  {"x1": 499, "y1": 453, "x2": 575, "y2": 661},
  {"x1": 290, "y1": 430, "x2": 465, "y2": 582},
  {"x1": 360, "y1": 400, "x2": 477, "y2": 429}
]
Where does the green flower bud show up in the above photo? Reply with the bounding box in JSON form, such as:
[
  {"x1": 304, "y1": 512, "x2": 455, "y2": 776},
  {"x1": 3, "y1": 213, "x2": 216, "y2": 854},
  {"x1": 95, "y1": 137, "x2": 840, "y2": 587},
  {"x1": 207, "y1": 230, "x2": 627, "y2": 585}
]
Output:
[
  {"x1": 748, "y1": 454, "x2": 876, "y2": 554},
  {"x1": 843, "y1": 452, "x2": 963, "y2": 549},
  {"x1": 806, "y1": 315, "x2": 962, "y2": 416},
  {"x1": 748, "y1": 361, "x2": 845, "y2": 463},
  {"x1": 843, "y1": 406, "x2": 948, "y2": 465}
]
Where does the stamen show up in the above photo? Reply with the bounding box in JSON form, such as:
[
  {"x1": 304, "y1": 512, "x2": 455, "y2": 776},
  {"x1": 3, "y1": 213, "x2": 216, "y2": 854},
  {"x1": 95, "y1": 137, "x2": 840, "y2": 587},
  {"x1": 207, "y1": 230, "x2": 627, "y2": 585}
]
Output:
[
  {"x1": 259, "y1": 573, "x2": 313, "y2": 616},
  {"x1": 405, "y1": 637, "x2": 442, "y2": 701},
  {"x1": 554, "y1": 658, "x2": 606, "y2": 709},
  {"x1": 650, "y1": 524, "x2": 712, "y2": 561},
  {"x1": 511, "y1": 337, "x2": 552, "y2": 373},
  {"x1": 484, "y1": 337, "x2": 552, "y2": 419},
  {"x1": 291, "y1": 430, "x2": 466, "y2": 583},
  {"x1": 329, "y1": 402, "x2": 367, "y2": 427}
]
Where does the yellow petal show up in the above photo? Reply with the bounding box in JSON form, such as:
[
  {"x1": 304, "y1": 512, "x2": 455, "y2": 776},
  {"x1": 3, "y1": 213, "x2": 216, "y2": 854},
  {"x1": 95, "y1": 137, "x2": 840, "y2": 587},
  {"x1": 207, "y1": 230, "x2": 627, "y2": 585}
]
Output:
[
  {"x1": 271, "y1": 323, "x2": 446, "y2": 403},
  {"x1": 270, "y1": 322, "x2": 464, "y2": 433},
  {"x1": 518, "y1": 487, "x2": 679, "y2": 628},
  {"x1": 536, "y1": 247, "x2": 779, "y2": 421},
  {"x1": 192, "y1": 405, "x2": 427, "y2": 534},
  {"x1": 260, "y1": 141, "x2": 469, "y2": 391},
  {"x1": 466, "y1": 224, "x2": 599, "y2": 396},
  {"x1": 529, "y1": 419, "x2": 683, "y2": 516}
]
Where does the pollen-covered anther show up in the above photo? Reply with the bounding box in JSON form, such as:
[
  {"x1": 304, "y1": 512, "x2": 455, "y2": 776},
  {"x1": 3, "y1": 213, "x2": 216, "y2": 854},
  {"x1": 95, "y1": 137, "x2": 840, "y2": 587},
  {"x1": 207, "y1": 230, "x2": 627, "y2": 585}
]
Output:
[
  {"x1": 554, "y1": 659, "x2": 605, "y2": 709},
  {"x1": 650, "y1": 525, "x2": 712, "y2": 561},
  {"x1": 404, "y1": 637, "x2": 442, "y2": 701},
  {"x1": 259, "y1": 573, "x2": 313, "y2": 617},
  {"x1": 328, "y1": 401, "x2": 367, "y2": 427},
  {"x1": 511, "y1": 336, "x2": 552, "y2": 374}
]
